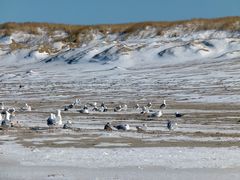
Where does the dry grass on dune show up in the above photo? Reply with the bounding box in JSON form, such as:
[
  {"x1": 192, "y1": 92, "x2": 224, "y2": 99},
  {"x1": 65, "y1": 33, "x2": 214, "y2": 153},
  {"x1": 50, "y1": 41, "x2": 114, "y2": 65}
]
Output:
[
  {"x1": 0, "y1": 16, "x2": 239, "y2": 45},
  {"x1": 0, "y1": 16, "x2": 239, "y2": 33}
]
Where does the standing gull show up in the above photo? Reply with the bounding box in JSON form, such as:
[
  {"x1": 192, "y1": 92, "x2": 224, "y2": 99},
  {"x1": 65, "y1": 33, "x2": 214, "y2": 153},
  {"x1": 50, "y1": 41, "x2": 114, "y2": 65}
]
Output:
[
  {"x1": 56, "y1": 110, "x2": 62, "y2": 125},
  {"x1": 160, "y1": 100, "x2": 167, "y2": 109},
  {"x1": 0, "y1": 102, "x2": 5, "y2": 111},
  {"x1": 100, "y1": 103, "x2": 108, "y2": 112},
  {"x1": 135, "y1": 104, "x2": 140, "y2": 110},
  {"x1": 1, "y1": 111, "x2": 11, "y2": 128},
  {"x1": 147, "y1": 102, "x2": 152, "y2": 108},
  {"x1": 47, "y1": 113, "x2": 56, "y2": 127}
]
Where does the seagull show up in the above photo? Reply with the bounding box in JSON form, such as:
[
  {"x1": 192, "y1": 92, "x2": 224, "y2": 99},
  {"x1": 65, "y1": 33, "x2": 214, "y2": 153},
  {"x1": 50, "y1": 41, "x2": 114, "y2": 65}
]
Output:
[
  {"x1": 135, "y1": 104, "x2": 140, "y2": 110},
  {"x1": 122, "y1": 104, "x2": 128, "y2": 111},
  {"x1": 56, "y1": 110, "x2": 62, "y2": 125},
  {"x1": 160, "y1": 100, "x2": 166, "y2": 109},
  {"x1": 92, "y1": 105, "x2": 99, "y2": 112},
  {"x1": 99, "y1": 105, "x2": 108, "y2": 112},
  {"x1": 0, "y1": 102, "x2": 5, "y2": 111},
  {"x1": 7, "y1": 108, "x2": 16, "y2": 119},
  {"x1": 21, "y1": 103, "x2": 31, "y2": 111},
  {"x1": 167, "y1": 120, "x2": 177, "y2": 130},
  {"x1": 114, "y1": 124, "x2": 130, "y2": 131},
  {"x1": 136, "y1": 124, "x2": 147, "y2": 132},
  {"x1": 89, "y1": 102, "x2": 97, "y2": 107},
  {"x1": 64, "y1": 103, "x2": 74, "y2": 111},
  {"x1": 99, "y1": 102, "x2": 108, "y2": 112},
  {"x1": 104, "y1": 122, "x2": 114, "y2": 131},
  {"x1": 175, "y1": 112, "x2": 184, "y2": 118},
  {"x1": 114, "y1": 105, "x2": 122, "y2": 112},
  {"x1": 7, "y1": 107, "x2": 16, "y2": 114},
  {"x1": 74, "y1": 98, "x2": 81, "y2": 105},
  {"x1": 147, "y1": 102, "x2": 152, "y2": 108},
  {"x1": 140, "y1": 106, "x2": 149, "y2": 114},
  {"x1": 79, "y1": 105, "x2": 89, "y2": 114},
  {"x1": 148, "y1": 110, "x2": 162, "y2": 118},
  {"x1": 47, "y1": 113, "x2": 56, "y2": 127},
  {"x1": 101, "y1": 102, "x2": 105, "y2": 107},
  {"x1": 1, "y1": 111, "x2": 11, "y2": 128},
  {"x1": 63, "y1": 120, "x2": 72, "y2": 129}
]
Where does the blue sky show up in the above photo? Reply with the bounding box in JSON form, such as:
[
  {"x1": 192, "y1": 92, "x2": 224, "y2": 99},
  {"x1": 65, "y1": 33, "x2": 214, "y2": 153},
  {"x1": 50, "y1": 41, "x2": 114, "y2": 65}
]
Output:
[{"x1": 1, "y1": 0, "x2": 240, "y2": 25}]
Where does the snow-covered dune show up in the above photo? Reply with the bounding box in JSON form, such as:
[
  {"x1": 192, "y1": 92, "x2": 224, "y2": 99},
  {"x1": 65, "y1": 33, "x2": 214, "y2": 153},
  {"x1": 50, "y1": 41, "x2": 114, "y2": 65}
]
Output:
[{"x1": 0, "y1": 20, "x2": 240, "y2": 69}]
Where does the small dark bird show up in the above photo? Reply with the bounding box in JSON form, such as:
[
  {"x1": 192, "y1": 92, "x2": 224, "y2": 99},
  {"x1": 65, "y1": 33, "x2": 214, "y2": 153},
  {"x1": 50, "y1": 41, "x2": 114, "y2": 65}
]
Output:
[
  {"x1": 104, "y1": 122, "x2": 113, "y2": 131},
  {"x1": 19, "y1": 84, "x2": 24, "y2": 89}
]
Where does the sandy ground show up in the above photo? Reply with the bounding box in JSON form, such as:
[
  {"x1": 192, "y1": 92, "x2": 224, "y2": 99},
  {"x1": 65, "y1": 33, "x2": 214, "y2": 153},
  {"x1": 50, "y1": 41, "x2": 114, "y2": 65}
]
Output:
[
  {"x1": 1, "y1": 58, "x2": 240, "y2": 179},
  {"x1": 1, "y1": 165, "x2": 240, "y2": 180}
]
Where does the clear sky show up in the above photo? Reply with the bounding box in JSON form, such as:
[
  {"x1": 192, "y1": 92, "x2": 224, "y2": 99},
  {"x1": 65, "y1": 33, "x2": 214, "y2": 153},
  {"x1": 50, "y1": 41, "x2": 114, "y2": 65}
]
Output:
[{"x1": 1, "y1": 0, "x2": 240, "y2": 25}]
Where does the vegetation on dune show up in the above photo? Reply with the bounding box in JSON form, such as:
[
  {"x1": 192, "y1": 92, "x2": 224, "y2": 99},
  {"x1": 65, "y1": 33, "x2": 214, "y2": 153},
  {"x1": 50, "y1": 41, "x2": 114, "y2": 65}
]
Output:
[
  {"x1": 0, "y1": 16, "x2": 239, "y2": 34},
  {"x1": 0, "y1": 16, "x2": 239, "y2": 48}
]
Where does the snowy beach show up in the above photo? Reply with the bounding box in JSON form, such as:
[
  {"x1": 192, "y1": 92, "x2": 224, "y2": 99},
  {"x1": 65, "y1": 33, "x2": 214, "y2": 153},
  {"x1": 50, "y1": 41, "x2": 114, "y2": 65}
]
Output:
[{"x1": 1, "y1": 20, "x2": 240, "y2": 179}]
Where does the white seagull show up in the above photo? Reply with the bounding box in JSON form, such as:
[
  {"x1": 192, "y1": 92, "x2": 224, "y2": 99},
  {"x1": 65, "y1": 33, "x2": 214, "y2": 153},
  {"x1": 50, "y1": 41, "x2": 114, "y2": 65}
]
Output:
[
  {"x1": 1, "y1": 111, "x2": 11, "y2": 128},
  {"x1": 56, "y1": 109, "x2": 62, "y2": 125}
]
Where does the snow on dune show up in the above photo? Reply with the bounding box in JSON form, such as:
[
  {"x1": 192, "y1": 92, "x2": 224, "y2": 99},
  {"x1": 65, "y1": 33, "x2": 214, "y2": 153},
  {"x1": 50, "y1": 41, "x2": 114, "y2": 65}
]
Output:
[{"x1": 0, "y1": 29, "x2": 240, "y2": 69}]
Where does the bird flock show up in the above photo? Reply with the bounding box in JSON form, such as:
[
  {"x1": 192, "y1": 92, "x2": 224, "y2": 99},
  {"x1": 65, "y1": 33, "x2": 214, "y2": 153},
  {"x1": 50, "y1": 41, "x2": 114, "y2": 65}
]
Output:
[{"x1": 0, "y1": 99, "x2": 183, "y2": 132}]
